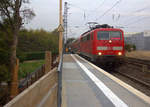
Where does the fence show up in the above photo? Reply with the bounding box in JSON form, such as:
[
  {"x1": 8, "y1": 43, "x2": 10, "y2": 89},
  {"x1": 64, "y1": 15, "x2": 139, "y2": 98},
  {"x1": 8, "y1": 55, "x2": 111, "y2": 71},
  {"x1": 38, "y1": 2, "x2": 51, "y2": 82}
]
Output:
[
  {"x1": 4, "y1": 68, "x2": 58, "y2": 107},
  {"x1": 18, "y1": 64, "x2": 45, "y2": 93},
  {"x1": 3, "y1": 51, "x2": 63, "y2": 107},
  {"x1": 19, "y1": 53, "x2": 58, "y2": 93}
]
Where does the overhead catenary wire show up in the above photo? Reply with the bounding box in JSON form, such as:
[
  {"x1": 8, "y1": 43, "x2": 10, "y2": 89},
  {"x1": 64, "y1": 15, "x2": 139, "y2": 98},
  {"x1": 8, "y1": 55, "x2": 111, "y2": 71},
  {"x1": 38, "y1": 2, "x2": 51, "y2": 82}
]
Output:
[
  {"x1": 91, "y1": 0, "x2": 106, "y2": 12},
  {"x1": 69, "y1": 3, "x2": 88, "y2": 12},
  {"x1": 68, "y1": 3, "x2": 89, "y2": 25},
  {"x1": 122, "y1": 16, "x2": 150, "y2": 27},
  {"x1": 68, "y1": 1, "x2": 150, "y2": 35},
  {"x1": 119, "y1": 5, "x2": 150, "y2": 25},
  {"x1": 133, "y1": 5, "x2": 150, "y2": 13},
  {"x1": 95, "y1": 0, "x2": 122, "y2": 21},
  {"x1": 68, "y1": 1, "x2": 106, "y2": 25},
  {"x1": 89, "y1": 0, "x2": 107, "y2": 21}
]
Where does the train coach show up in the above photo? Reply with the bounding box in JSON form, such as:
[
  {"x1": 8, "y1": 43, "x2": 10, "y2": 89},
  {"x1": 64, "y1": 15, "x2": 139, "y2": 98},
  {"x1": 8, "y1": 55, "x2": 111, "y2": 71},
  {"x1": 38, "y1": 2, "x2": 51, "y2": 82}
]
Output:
[{"x1": 70, "y1": 24, "x2": 125, "y2": 63}]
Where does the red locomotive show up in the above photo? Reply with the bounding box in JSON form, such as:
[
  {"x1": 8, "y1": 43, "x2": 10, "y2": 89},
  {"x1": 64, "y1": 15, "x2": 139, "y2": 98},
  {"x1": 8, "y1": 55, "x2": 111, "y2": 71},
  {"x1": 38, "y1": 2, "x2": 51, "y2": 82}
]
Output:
[{"x1": 70, "y1": 24, "x2": 125, "y2": 63}]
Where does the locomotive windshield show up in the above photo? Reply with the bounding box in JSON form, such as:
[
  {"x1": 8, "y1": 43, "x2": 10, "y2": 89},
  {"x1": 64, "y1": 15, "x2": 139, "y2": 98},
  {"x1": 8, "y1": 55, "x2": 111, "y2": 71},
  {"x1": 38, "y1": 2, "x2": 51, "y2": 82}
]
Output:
[{"x1": 97, "y1": 31, "x2": 122, "y2": 40}]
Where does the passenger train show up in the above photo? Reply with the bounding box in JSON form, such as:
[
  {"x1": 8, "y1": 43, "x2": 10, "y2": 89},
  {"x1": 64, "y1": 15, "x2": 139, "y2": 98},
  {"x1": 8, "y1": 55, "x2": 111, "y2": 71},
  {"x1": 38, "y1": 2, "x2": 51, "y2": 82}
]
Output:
[{"x1": 70, "y1": 24, "x2": 125, "y2": 63}]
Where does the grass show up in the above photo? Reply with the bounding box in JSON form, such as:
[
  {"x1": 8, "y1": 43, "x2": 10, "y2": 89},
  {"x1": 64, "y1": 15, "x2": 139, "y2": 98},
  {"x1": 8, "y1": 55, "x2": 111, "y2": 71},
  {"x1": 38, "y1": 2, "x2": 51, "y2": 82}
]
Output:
[
  {"x1": 126, "y1": 51, "x2": 150, "y2": 60},
  {"x1": 19, "y1": 60, "x2": 44, "y2": 79}
]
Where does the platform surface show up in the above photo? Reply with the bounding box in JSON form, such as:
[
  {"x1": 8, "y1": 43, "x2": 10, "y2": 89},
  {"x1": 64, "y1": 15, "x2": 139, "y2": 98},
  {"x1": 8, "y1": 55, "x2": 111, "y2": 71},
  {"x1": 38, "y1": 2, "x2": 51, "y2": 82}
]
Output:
[{"x1": 62, "y1": 54, "x2": 150, "y2": 107}]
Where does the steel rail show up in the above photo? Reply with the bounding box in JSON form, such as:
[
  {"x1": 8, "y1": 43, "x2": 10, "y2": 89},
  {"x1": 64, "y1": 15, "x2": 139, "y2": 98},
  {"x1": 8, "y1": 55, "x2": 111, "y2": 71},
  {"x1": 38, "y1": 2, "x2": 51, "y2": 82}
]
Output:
[{"x1": 117, "y1": 71, "x2": 150, "y2": 89}]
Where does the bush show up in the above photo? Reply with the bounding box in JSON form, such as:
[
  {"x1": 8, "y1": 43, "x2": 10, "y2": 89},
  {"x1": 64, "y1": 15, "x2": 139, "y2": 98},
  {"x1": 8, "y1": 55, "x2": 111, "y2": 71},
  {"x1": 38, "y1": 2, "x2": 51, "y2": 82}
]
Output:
[
  {"x1": 18, "y1": 51, "x2": 59, "y2": 62},
  {"x1": 17, "y1": 52, "x2": 45, "y2": 62},
  {"x1": 25, "y1": 52, "x2": 45, "y2": 60},
  {"x1": 125, "y1": 44, "x2": 136, "y2": 52},
  {"x1": 0, "y1": 65, "x2": 10, "y2": 83},
  {"x1": 133, "y1": 45, "x2": 136, "y2": 50}
]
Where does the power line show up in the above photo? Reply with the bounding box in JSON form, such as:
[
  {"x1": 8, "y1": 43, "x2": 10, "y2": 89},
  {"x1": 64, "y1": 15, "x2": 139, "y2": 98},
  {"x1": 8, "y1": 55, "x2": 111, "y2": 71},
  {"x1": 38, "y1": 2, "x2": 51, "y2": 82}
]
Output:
[
  {"x1": 133, "y1": 5, "x2": 150, "y2": 13},
  {"x1": 119, "y1": 5, "x2": 150, "y2": 25},
  {"x1": 89, "y1": 0, "x2": 107, "y2": 20},
  {"x1": 95, "y1": 0, "x2": 122, "y2": 21},
  {"x1": 91, "y1": 0, "x2": 106, "y2": 12},
  {"x1": 69, "y1": 3, "x2": 87, "y2": 12},
  {"x1": 68, "y1": 3, "x2": 89, "y2": 25},
  {"x1": 123, "y1": 16, "x2": 150, "y2": 26}
]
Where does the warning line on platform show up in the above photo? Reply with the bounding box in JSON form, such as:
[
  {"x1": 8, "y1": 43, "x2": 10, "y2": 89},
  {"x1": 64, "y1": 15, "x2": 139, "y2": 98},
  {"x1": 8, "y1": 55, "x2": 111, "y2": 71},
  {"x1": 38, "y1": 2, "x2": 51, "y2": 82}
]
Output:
[{"x1": 71, "y1": 54, "x2": 128, "y2": 107}]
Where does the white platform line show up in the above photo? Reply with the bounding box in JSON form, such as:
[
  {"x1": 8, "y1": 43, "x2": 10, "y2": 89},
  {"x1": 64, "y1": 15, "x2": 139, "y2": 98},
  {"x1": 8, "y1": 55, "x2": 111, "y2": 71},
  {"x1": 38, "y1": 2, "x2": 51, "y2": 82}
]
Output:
[
  {"x1": 71, "y1": 54, "x2": 128, "y2": 107},
  {"x1": 75, "y1": 54, "x2": 150, "y2": 105}
]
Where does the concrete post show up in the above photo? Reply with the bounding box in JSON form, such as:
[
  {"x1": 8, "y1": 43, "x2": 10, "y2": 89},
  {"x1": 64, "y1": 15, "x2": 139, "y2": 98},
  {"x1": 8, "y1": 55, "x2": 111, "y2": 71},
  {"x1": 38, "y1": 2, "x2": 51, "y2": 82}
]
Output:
[
  {"x1": 45, "y1": 51, "x2": 52, "y2": 74},
  {"x1": 59, "y1": 0, "x2": 63, "y2": 59},
  {"x1": 10, "y1": 58, "x2": 19, "y2": 99}
]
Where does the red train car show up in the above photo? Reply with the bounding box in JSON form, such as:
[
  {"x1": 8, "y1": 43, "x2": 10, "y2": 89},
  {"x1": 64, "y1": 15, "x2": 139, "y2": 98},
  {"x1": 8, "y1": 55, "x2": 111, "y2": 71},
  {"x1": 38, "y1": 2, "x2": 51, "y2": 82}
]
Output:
[
  {"x1": 70, "y1": 38, "x2": 80, "y2": 54},
  {"x1": 71, "y1": 24, "x2": 125, "y2": 62}
]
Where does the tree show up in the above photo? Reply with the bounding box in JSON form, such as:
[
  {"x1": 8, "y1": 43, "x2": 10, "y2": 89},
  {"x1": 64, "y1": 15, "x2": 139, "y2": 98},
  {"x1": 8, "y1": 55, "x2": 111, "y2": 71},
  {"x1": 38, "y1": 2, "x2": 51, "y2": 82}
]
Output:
[
  {"x1": 66, "y1": 37, "x2": 76, "y2": 45},
  {"x1": 0, "y1": 0, "x2": 35, "y2": 98}
]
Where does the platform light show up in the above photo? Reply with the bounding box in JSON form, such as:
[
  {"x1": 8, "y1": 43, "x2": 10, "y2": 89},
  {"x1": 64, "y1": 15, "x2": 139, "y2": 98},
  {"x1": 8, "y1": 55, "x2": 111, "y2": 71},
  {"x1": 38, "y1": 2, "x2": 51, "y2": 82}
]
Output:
[
  {"x1": 118, "y1": 52, "x2": 122, "y2": 56},
  {"x1": 98, "y1": 52, "x2": 102, "y2": 55}
]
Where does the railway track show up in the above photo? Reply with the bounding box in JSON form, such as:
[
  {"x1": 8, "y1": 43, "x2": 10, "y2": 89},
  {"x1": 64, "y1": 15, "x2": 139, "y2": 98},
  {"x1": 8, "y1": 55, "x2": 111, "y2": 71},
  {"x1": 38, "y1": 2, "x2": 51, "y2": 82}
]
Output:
[
  {"x1": 119, "y1": 57, "x2": 150, "y2": 72},
  {"x1": 116, "y1": 71, "x2": 150, "y2": 89},
  {"x1": 113, "y1": 57, "x2": 150, "y2": 96},
  {"x1": 124, "y1": 57, "x2": 150, "y2": 65},
  {"x1": 115, "y1": 57, "x2": 150, "y2": 87}
]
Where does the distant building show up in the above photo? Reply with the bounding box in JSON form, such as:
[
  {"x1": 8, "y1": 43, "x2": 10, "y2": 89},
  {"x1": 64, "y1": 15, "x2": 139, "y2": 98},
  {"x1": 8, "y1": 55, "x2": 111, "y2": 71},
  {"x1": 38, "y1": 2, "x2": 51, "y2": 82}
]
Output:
[{"x1": 124, "y1": 31, "x2": 150, "y2": 50}]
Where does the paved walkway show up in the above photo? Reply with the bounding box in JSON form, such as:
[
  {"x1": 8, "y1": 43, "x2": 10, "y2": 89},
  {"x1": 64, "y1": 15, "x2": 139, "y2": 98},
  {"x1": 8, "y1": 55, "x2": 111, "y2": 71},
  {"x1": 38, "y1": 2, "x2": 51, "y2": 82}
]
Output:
[{"x1": 62, "y1": 54, "x2": 150, "y2": 107}]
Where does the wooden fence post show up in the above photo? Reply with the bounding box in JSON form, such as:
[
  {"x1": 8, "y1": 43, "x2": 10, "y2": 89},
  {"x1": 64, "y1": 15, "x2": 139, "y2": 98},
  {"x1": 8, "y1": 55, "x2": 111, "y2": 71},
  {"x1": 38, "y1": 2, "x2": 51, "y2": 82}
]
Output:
[
  {"x1": 10, "y1": 58, "x2": 19, "y2": 99},
  {"x1": 45, "y1": 51, "x2": 52, "y2": 74}
]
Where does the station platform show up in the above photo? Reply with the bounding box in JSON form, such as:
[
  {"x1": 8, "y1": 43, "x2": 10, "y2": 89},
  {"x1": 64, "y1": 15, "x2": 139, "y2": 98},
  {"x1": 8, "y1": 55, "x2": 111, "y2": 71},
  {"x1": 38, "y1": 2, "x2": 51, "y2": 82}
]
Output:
[{"x1": 61, "y1": 54, "x2": 150, "y2": 107}]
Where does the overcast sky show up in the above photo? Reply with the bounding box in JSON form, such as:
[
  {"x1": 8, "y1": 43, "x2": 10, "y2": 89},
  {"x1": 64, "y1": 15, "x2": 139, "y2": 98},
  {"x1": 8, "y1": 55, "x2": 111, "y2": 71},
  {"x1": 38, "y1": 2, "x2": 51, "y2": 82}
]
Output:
[{"x1": 25, "y1": 0, "x2": 150, "y2": 38}]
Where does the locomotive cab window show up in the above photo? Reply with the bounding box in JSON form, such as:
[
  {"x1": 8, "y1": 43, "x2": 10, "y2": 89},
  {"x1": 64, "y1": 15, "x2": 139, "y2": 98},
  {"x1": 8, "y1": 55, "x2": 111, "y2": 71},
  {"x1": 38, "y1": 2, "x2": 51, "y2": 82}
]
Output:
[
  {"x1": 110, "y1": 31, "x2": 122, "y2": 40},
  {"x1": 97, "y1": 31, "x2": 109, "y2": 40},
  {"x1": 97, "y1": 31, "x2": 122, "y2": 40}
]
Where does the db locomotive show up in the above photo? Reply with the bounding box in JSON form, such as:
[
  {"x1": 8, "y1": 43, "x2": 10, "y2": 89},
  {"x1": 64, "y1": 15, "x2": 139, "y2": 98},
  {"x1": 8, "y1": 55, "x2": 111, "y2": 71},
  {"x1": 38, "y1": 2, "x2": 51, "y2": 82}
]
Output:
[{"x1": 70, "y1": 24, "x2": 125, "y2": 63}]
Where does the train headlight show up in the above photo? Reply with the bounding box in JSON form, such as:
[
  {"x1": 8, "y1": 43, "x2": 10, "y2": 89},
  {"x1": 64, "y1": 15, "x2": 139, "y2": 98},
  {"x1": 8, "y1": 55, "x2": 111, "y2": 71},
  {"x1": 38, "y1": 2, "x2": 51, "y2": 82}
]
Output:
[
  {"x1": 98, "y1": 52, "x2": 102, "y2": 56},
  {"x1": 118, "y1": 52, "x2": 122, "y2": 56},
  {"x1": 109, "y1": 40, "x2": 112, "y2": 43}
]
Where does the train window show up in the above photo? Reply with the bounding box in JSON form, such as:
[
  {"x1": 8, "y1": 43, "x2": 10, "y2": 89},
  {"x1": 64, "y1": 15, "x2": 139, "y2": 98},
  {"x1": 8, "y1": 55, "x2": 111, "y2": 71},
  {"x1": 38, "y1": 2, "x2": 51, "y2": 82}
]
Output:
[
  {"x1": 110, "y1": 31, "x2": 122, "y2": 40},
  {"x1": 83, "y1": 36, "x2": 86, "y2": 41},
  {"x1": 97, "y1": 31, "x2": 122, "y2": 40},
  {"x1": 85, "y1": 35, "x2": 88, "y2": 41},
  {"x1": 87, "y1": 34, "x2": 90, "y2": 40},
  {"x1": 81, "y1": 37, "x2": 84, "y2": 42},
  {"x1": 82, "y1": 36, "x2": 86, "y2": 42},
  {"x1": 84, "y1": 36, "x2": 86, "y2": 41},
  {"x1": 97, "y1": 31, "x2": 109, "y2": 40},
  {"x1": 84, "y1": 37, "x2": 86, "y2": 41},
  {"x1": 91, "y1": 33, "x2": 93, "y2": 40}
]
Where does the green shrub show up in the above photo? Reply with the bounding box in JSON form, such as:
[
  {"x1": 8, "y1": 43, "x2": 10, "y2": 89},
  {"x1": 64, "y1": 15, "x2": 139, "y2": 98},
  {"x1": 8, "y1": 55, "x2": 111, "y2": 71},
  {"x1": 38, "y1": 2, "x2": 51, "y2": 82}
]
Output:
[
  {"x1": 18, "y1": 51, "x2": 59, "y2": 62},
  {"x1": 25, "y1": 52, "x2": 45, "y2": 60},
  {"x1": 0, "y1": 65, "x2": 10, "y2": 83},
  {"x1": 133, "y1": 45, "x2": 136, "y2": 50},
  {"x1": 17, "y1": 52, "x2": 45, "y2": 62},
  {"x1": 125, "y1": 44, "x2": 136, "y2": 52}
]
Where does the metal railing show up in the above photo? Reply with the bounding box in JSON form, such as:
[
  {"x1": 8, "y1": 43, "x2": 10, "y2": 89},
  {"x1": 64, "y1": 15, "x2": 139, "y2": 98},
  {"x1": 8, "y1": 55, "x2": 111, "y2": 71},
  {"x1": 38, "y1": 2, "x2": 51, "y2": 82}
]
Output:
[
  {"x1": 57, "y1": 54, "x2": 63, "y2": 107},
  {"x1": 18, "y1": 64, "x2": 45, "y2": 92}
]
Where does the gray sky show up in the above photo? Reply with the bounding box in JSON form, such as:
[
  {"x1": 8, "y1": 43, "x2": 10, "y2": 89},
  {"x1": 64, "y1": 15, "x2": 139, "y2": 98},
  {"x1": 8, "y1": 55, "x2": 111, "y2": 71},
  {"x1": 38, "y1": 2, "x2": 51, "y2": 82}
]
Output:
[{"x1": 25, "y1": 0, "x2": 150, "y2": 38}]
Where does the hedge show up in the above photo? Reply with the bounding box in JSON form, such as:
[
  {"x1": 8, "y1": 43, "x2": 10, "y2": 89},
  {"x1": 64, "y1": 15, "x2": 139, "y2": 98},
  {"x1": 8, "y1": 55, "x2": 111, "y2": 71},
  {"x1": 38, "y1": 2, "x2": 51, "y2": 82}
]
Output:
[{"x1": 18, "y1": 51, "x2": 58, "y2": 62}]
